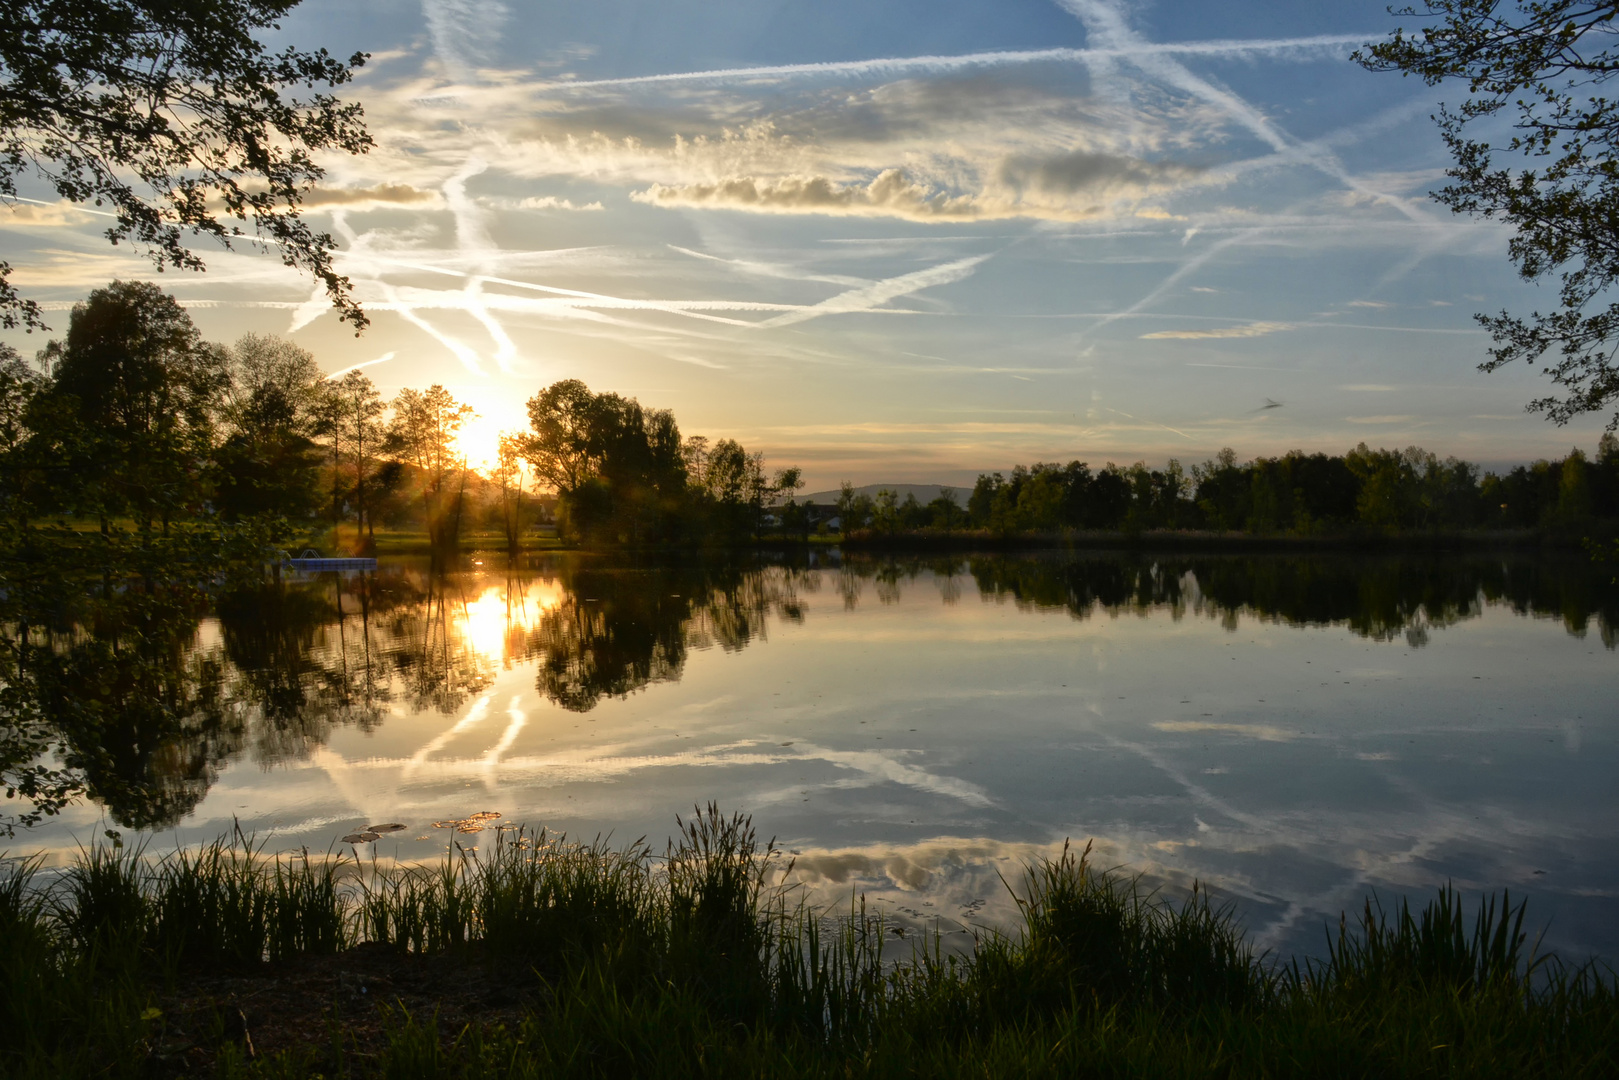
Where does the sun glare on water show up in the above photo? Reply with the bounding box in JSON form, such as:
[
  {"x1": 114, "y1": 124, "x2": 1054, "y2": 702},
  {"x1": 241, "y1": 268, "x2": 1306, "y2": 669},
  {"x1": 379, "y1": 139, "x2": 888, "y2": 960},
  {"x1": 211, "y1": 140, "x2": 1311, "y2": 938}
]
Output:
[{"x1": 458, "y1": 580, "x2": 564, "y2": 662}]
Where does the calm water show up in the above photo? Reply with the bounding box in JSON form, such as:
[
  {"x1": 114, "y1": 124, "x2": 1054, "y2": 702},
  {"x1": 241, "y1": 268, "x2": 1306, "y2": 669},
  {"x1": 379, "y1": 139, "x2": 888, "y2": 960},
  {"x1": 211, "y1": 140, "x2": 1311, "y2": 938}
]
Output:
[{"x1": 18, "y1": 550, "x2": 1619, "y2": 961}]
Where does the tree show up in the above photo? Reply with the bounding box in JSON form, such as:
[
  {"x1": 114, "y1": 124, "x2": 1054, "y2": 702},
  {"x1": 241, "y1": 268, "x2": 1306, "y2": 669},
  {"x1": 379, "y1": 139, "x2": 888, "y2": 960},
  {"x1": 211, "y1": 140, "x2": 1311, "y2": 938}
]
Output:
[
  {"x1": 329, "y1": 369, "x2": 385, "y2": 545},
  {"x1": 772, "y1": 465, "x2": 806, "y2": 539},
  {"x1": 494, "y1": 432, "x2": 528, "y2": 555},
  {"x1": 0, "y1": 0, "x2": 372, "y2": 331},
  {"x1": 523, "y1": 380, "x2": 689, "y2": 543},
  {"x1": 36, "y1": 280, "x2": 226, "y2": 535},
  {"x1": 0, "y1": 345, "x2": 43, "y2": 525},
  {"x1": 929, "y1": 487, "x2": 962, "y2": 532},
  {"x1": 214, "y1": 333, "x2": 324, "y2": 525},
  {"x1": 523, "y1": 379, "x2": 602, "y2": 496},
  {"x1": 387, "y1": 385, "x2": 473, "y2": 550},
  {"x1": 1359, "y1": 1, "x2": 1619, "y2": 428}
]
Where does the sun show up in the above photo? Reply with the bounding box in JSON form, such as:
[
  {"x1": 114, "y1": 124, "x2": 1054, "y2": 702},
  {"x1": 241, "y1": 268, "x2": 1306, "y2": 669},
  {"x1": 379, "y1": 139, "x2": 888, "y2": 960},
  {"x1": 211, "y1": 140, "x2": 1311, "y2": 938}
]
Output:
[
  {"x1": 453, "y1": 413, "x2": 507, "y2": 472},
  {"x1": 447, "y1": 388, "x2": 531, "y2": 472}
]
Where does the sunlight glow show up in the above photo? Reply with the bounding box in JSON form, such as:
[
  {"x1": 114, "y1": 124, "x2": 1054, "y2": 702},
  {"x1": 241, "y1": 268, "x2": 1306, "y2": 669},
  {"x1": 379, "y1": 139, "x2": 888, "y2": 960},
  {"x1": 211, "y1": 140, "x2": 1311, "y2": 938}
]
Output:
[{"x1": 457, "y1": 581, "x2": 563, "y2": 663}]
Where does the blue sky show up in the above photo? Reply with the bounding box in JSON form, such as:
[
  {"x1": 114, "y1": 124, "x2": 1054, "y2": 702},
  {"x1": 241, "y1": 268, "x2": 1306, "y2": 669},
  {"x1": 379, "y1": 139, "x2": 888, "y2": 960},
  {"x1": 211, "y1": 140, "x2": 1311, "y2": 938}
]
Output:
[{"x1": 3, "y1": 0, "x2": 1607, "y2": 485}]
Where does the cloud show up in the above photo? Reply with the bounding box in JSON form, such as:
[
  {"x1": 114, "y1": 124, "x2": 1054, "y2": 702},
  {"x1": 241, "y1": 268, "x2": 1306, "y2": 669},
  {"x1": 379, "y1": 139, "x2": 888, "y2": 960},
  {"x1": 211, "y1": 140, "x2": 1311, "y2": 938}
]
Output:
[
  {"x1": 517, "y1": 196, "x2": 604, "y2": 210},
  {"x1": 302, "y1": 183, "x2": 438, "y2": 207},
  {"x1": 1346, "y1": 299, "x2": 1390, "y2": 308},
  {"x1": 1140, "y1": 321, "x2": 1291, "y2": 339},
  {"x1": 423, "y1": 0, "x2": 510, "y2": 78},
  {"x1": 632, "y1": 169, "x2": 985, "y2": 221},
  {"x1": 1154, "y1": 721, "x2": 1299, "y2": 742},
  {"x1": 997, "y1": 149, "x2": 1200, "y2": 198},
  {"x1": 630, "y1": 158, "x2": 1193, "y2": 223}
]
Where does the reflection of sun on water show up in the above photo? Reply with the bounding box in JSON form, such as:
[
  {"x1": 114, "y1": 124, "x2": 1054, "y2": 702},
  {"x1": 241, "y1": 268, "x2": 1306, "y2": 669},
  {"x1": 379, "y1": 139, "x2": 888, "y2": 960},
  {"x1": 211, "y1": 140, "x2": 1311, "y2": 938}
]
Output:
[{"x1": 458, "y1": 581, "x2": 564, "y2": 661}]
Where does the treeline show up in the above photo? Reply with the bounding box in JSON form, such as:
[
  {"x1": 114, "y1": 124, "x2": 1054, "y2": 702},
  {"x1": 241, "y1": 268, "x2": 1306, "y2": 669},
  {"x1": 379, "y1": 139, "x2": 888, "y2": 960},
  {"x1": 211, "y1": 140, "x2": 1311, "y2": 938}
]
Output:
[
  {"x1": 837, "y1": 443, "x2": 1619, "y2": 537},
  {"x1": 0, "y1": 282, "x2": 799, "y2": 552}
]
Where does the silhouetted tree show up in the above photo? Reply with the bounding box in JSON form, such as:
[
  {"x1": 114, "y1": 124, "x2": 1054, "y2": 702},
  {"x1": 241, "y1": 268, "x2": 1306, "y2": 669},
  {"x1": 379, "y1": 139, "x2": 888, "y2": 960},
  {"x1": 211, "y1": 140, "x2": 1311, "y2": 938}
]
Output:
[
  {"x1": 35, "y1": 281, "x2": 226, "y2": 536},
  {"x1": 1359, "y1": 1, "x2": 1619, "y2": 429},
  {"x1": 0, "y1": 0, "x2": 372, "y2": 330}
]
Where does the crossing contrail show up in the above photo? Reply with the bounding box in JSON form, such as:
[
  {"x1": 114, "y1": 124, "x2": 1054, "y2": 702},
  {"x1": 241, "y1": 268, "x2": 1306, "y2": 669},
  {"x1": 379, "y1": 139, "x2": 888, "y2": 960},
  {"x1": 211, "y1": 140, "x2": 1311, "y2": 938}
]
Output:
[{"x1": 547, "y1": 34, "x2": 1374, "y2": 90}]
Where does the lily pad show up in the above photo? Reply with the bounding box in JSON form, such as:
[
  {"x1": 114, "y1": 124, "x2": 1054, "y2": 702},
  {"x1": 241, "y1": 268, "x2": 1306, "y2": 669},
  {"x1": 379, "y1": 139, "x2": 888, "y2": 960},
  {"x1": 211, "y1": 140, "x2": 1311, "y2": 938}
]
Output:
[
  {"x1": 468, "y1": 811, "x2": 502, "y2": 822},
  {"x1": 366, "y1": 823, "x2": 407, "y2": 833},
  {"x1": 341, "y1": 832, "x2": 380, "y2": 844}
]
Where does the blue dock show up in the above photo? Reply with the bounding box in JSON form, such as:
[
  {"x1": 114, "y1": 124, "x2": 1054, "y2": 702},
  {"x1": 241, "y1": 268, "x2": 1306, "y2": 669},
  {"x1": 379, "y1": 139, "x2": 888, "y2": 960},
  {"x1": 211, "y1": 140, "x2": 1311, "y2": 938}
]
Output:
[{"x1": 283, "y1": 549, "x2": 377, "y2": 572}]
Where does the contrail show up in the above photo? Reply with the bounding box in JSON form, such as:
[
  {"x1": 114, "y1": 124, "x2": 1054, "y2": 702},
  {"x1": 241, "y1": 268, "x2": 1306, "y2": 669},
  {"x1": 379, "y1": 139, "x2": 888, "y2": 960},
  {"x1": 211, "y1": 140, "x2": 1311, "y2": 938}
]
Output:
[
  {"x1": 758, "y1": 254, "x2": 991, "y2": 329},
  {"x1": 325, "y1": 353, "x2": 394, "y2": 380},
  {"x1": 548, "y1": 34, "x2": 1374, "y2": 90},
  {"x1": 1056, "y1": 0, "x2": 1430, "y2": 224},
  {"x1": 1106, "y1": 407, "x2": 1193, "y2": 440}
]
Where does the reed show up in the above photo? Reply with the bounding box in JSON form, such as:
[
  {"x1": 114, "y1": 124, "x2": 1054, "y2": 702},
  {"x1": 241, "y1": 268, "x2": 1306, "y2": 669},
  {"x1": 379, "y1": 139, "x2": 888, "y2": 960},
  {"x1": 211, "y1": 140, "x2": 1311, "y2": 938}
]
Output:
[{"x1": 4, "y1": 808, "x2": 1616, "y2": 1079}]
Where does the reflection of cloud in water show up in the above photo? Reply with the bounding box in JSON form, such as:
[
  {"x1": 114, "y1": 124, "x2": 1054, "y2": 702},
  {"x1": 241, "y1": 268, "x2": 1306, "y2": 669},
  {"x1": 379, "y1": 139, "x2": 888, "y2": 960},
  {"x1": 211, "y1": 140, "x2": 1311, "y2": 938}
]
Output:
[
  {"x1": 1153, "y1": 720, "x2": 1301, "y2": 741},
  {"x1": 404, "y1": 693, "x2": 494, "y2": 778},
  {"x1": 306, "y1": 737, "x2": 990, "y2": 809},
  {"x1": 482, "y1": 696, "x2": 527, "y2": 789}
]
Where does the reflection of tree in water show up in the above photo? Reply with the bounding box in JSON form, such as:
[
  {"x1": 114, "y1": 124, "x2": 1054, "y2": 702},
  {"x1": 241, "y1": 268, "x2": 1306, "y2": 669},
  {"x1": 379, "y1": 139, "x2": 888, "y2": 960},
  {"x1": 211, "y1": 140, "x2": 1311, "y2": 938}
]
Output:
[
  {"x1": 39, "y1": 601, "x2": 231, "y2": 830},
  {"x1": 936, "y1": 553, "x2": 1619, "y2": 648},
  {"x1": 378, "y1": 574, "x2": 496, "y2": 715},
  {"x1": 12, "y1": 549, "x2": 1614, "y2": 832},
  {"x1": 523, "y1": 561, "x2": 814, "y2": 712}
]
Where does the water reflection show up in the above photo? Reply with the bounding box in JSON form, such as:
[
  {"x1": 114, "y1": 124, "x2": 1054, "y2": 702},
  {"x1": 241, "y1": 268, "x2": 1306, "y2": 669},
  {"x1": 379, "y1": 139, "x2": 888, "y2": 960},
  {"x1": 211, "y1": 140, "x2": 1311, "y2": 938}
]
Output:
[{"x1": 9, "y1": 549, "x2": 1616, "y2": 835}]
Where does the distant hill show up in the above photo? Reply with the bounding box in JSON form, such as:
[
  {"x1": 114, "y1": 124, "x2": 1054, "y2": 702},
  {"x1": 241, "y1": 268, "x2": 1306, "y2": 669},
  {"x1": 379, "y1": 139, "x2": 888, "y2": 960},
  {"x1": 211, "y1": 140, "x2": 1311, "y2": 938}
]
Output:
[{"x1": 795, "y1": 483, "x2": 959, "y2": 506}]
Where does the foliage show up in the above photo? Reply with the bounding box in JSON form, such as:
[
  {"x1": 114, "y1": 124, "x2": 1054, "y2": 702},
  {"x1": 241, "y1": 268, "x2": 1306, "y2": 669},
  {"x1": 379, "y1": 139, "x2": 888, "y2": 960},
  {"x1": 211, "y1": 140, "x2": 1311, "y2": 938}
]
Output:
[
  {"x1": 387, "y1": 385, "x2": 475, "y2": 552},
  {"x1": 33, "y1": 281, "x2": 227, "y2": 533},
  {"x1": 1358, "y1": 0, "x2": 1619, "y2": 428},
  {"x1": 322, "y1": 369, "x2": 387, "y2": 546},
  {"x1": 215, "y1": 334, "x2": 326, "y2": 526},
  {"x1": 0, "y1": 0, "x2": 372, "y2": 330},
  {"x1": 953, "y1": 440, "x2": 1619, "y2": 536},
  {"x1": 522, "y1": 380, "x2": 795, "y2": 545}
]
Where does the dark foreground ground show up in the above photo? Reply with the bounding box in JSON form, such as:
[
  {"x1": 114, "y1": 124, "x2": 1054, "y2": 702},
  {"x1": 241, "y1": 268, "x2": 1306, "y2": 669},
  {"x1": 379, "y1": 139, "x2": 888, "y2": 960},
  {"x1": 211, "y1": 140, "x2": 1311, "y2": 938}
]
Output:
[{"x1": 5, "y1": 813, "x2": 1616, "y2": 1079}]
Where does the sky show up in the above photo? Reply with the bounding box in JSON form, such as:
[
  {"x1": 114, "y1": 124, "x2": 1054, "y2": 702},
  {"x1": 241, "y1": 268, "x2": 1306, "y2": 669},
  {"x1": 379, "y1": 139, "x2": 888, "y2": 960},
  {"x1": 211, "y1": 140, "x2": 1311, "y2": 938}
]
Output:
[{"x1": 3, "y1": 0, "x2": 1611, "y2": 485}]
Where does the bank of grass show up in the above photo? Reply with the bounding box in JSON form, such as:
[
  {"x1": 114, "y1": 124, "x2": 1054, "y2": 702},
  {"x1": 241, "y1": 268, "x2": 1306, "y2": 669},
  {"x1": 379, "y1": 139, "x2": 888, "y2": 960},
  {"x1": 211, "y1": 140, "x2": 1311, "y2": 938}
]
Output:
[{"x1": 3, "y1": 810, "x2": 1615, "y2": 1079}]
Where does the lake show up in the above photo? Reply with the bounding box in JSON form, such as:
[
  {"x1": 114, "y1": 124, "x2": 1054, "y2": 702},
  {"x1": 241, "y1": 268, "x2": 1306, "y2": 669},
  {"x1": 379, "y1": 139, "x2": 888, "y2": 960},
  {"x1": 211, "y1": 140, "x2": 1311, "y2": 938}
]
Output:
[{"x1": 15, "y1": 548, "x2": 1619, "y2": 963}]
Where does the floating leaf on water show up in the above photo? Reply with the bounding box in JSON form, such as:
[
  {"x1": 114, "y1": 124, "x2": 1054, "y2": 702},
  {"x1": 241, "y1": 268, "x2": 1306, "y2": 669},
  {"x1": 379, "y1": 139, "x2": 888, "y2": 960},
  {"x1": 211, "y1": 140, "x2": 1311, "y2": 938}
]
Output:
[
  {"x1": 468, "y1": 811, "x2": 502, "y2": 821},
  {"x1": 458, "y1": 823, "x2": 485, "y2": 833},
  {"x1": 367, "y1": 823, "x2": 407, "y2": 833},
  {"x1": 341, "y1": 832, "x2": 379, "y2": 844},
  {"x1": 431, "y1": 821, "x2": 458, "y2": 829}
]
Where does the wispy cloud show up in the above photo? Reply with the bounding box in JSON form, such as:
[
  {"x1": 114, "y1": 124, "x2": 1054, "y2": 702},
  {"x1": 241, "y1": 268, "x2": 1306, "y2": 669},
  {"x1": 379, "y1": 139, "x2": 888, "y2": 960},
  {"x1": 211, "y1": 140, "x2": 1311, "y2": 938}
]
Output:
[
  {"x1": 517, "y1": 195, "x2": 605, "y2": 211},
  {"x1": 1141, "y1": 321, "x2": 1291, "y2": 340},
  {"x1": 1154, "y1": 721, "x2": 1300, "y2": 741},
  {"x1": 422, "y1": 0, "x2": 510, "y2": 78},
  {"x1": 634, "y1": 170, "x2": 984, "y2": 220},
  {"x1": 303, "y1": 183, "x2": 438, "y2": 208}
]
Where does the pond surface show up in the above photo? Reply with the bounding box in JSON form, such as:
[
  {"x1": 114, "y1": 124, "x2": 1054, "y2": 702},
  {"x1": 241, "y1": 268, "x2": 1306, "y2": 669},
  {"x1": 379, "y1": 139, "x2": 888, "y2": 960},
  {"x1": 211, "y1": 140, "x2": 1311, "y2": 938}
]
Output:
[{"x1": 17, "y1": 549, "x2": 1619, "y2": 962}]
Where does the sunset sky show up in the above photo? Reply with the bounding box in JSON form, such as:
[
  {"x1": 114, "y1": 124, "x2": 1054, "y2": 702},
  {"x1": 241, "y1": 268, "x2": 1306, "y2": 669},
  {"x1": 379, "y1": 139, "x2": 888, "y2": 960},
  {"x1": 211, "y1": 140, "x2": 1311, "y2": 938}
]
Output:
[{"x1": 2, "y1": 0, "x2": 1608, "y2": 485}]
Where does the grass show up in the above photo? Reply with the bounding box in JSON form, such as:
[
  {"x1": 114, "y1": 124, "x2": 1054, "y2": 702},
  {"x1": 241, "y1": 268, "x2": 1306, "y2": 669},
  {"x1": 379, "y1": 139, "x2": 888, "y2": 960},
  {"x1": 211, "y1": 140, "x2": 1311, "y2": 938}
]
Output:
[{"x1": 2, "y1": 811, "x2": 1615, "y2": 1079}]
